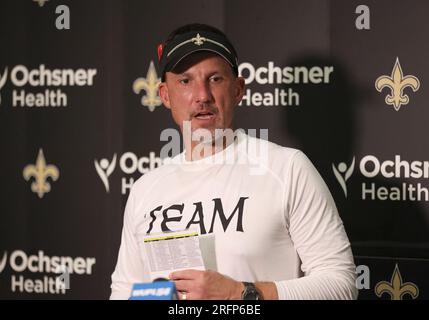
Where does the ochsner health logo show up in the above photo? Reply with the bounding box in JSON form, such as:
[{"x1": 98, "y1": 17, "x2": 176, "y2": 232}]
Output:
[
  {"x1": 0, "y1": 67, "x2": 8, "y2": 105},
  {"x1": 238, "y1": 62, "x2": 334, "y2": 107},
  {"x1": 334, "y1": 155, "x2": 429, "y2": 201},
  {"x1": 0, "y1": 64, "x2": 97, "y2": 108},
  {"x1": 332, "y1": 157, "x2": 355, "y2": 198},
  {"x1": 94, "y1": 154, "x2": 117, "y2": 192},
  {"x1": 0, "y1": 250, "x2": 96, "y2": 295},
  {"x1": 0, "y1": 251, "x2": 7, "y2": 273},
  {"x1": 95, "y1": 152, "x2": 165, "y2": 194}
]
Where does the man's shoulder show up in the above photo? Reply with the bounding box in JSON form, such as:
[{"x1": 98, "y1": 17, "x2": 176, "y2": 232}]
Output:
[{"x1": 245, "y1": 134, "x2": 303, "y2": 162}]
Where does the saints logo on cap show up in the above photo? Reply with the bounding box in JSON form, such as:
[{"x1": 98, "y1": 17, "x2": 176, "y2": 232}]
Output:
[{"x1": 192, "y1": 33, "x2": 206, "y2": 46}]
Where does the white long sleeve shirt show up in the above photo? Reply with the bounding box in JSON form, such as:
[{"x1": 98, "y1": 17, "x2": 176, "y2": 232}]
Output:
[{"x1": 110, "y1": 132, "x2": 357, "y2": 300}]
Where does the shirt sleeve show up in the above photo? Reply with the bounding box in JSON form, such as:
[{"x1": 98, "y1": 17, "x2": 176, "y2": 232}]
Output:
[
  {"x1": 275, "y1": 151, "x2": 358, "y2": 300},
  {"x1": 110, "y1": 189, "x2": 149, "y2": 300}
]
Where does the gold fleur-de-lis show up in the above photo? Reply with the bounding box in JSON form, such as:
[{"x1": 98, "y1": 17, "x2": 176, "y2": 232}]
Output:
[
  {"x1": 375, "y1": 58, "x2": 420, "y2": 111},
  {"x1": 375, "y1": 264, "x2": 419, "y2": 300},
  {"x1": 192, "y1": 33, "x2": 206, "y2": 46},
  {"x1": 33, "y1": 0, "x2": 49, "y2": 7},
  {"x1": 23, "y1": 149, "x2": 59, "y2": 199},
  {"x1": 133, "y1": 61, "x2": 161, "y2": 112}
]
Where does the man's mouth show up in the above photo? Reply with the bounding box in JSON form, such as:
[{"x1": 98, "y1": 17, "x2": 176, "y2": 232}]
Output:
[{"x1": 194, "y1": 111, "x2": 215, "y2": 120}]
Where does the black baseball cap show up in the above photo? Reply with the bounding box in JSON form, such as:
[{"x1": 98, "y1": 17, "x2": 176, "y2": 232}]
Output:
[{"x1": 157, "y1": 28, "x2": 239, "y2": 81}]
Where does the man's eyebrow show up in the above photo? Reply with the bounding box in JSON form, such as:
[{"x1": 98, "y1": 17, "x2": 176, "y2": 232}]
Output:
[
  {"x1": 207, "y1": 71, "x2": 222, "y2": 76},
  {"x1": 178, "y1": 72, "x2": 191, "y2": 77},
  {"x1": 175, "y1": 69, "x2": 227, "y2": 78},
  {"x1": 205, "y1": 70, "x2": 228, "y2": 79}
]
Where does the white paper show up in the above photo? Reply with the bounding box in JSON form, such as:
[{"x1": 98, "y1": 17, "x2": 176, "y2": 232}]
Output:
[
  {"x1": 198, "y1": 233, "x2": 217, "y2": 272},
  {"x1": 142, "y1": 230, "x2": 206, "y2": 281}
]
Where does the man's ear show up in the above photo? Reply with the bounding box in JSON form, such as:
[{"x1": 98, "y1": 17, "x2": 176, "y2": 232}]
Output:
[
  {"x1": 158, "y1": 82, "x2": 171, "y2": 109},
  {"x1": 234, "y1": 76, "x2": 245, "y2": 106}
]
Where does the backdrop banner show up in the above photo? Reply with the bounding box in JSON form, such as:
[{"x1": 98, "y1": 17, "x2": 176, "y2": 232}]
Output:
[{"x1": 0, "y1": 0, "x2": 428, "y2": 299}]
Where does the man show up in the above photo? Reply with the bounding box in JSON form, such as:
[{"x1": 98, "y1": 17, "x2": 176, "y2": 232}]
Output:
[{"x1": 110, "y1": 23, "x2": 357, "y2": 300}]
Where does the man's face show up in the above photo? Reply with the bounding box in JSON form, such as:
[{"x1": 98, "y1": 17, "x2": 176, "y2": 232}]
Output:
[{"x1": 159, "y1": 52, "x2": 245, "y2": 136}]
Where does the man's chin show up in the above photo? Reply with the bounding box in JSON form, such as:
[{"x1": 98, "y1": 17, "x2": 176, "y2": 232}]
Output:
[{"x1": 191, "y1": 126, "x2": 226, "y2": 145}]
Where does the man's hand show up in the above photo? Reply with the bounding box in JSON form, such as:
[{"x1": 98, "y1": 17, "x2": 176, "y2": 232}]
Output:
[{"x1": 169, "y1": 269, "x2": 244, "y2": 300}]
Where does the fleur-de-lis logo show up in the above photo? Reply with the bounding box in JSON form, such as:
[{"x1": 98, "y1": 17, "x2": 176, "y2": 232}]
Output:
[
  {"x1": 192, "y1": 33, "x2": 206, "y2": 46},
  {"x1": 332, "y1": 157, "x2": 355, "y2": 198},
  {"x1": 375, "y1": 58, "x2": 420, "y2": 111},
  {"x1": 133, "y1": 61, "x2": 161, "y2": 112},
  {"x1": 375, "y1": 264, "x2": 419, "y2": 300},
  {"x1": 33, "y1": 0, "x2": 49, "y2": 7},
  {"x1": 23, "y1": 149, "x2": 60, "y2": 198}
]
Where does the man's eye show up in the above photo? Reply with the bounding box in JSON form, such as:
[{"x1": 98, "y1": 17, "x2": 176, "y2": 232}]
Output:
[
  {"x1": 210, "y1": 76, "x2": 222, "y2": 82},
  {"x1": 179, "y1": 79, "x2": 189, "y2": 84}
]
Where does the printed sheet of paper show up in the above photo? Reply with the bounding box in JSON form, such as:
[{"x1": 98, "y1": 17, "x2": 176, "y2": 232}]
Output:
[{"x1": 142, "y1": 230, "x2": 207, "y2": 281}]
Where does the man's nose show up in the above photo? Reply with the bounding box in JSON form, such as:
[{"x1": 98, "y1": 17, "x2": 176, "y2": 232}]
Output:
[{"x1": 194, "y1": 80, "x2": 213, "y2": 103}]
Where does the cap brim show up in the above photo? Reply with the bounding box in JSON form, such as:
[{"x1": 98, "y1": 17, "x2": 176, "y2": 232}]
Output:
[{"x1": 168, "y1": 48, "x2": 235, "y2": 73}]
